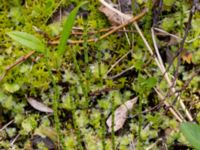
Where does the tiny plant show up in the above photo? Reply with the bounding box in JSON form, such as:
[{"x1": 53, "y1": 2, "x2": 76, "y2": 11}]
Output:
[{"x1": 7, "y1": 2, "x2": 88, "y2": 149}]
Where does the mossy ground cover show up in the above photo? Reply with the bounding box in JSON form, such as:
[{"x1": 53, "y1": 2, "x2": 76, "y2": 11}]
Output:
[{"x1": 0, "y1": 0, "x2": 200, "y2": 149}]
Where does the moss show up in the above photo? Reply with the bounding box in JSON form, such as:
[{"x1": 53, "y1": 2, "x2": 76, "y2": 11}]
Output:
[{"x1": 0, "y1": 0, "x2": 199, "y2": 149}]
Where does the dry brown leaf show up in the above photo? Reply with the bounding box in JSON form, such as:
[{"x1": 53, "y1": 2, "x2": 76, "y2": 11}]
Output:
[
  {"x1": 99, "y1": 0, "x2": 132, "y2": 25},
  {"x1": 106, "y1": 97, "x2": 137, "y2": 132},
  {"x1": 99, "y1": 5, "x2": 123, "y2": 26},
  {"x1": 27, "y1": 97, "x2": 53, "y2": 113}
]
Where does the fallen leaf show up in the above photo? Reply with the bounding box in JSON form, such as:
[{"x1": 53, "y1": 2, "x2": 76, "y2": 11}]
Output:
[
  {"x1": 99, "y1": 5, "x2": 122, "y2": 26},
  {"x1": 27, "y1": 97, "x2": 53, "y2": 113},
  {"x1": 106, "y1": 97, "x2": 137, "y2": 132},
  {"x1": 99, "y1": 0, "x2": 132, "y2": 26}
]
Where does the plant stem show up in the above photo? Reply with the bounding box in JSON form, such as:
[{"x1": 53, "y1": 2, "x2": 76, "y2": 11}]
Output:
[{"x1": 45, "y1": 50, "x2": 66, "y2": 149}]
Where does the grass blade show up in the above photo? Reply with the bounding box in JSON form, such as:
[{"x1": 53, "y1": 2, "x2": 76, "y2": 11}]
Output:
[
  {"x1": 7, "y1": 31, "x2": 45, "y2": 53},
  {"x1": 57, "y1": 1, "x2": 88, "y2": 56}
]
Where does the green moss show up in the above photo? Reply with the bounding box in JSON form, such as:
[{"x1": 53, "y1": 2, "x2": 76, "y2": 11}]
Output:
[
  {"x1": 0, "y1": 0, "x2": 199, "y2": 149},
  {"x1": 161, "y1": 17, "x2": 175, "y2": 32},
  {"x1": 21, "y1": 115, "x2": 39, "y2": 134}
]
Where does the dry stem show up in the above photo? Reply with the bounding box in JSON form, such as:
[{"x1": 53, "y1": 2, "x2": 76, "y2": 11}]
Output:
[
  {"x1": 0, "y1": 50, "x2": 36, "y2": 82},
  {"x1": 49, "y1": 9, "x2": 147, "y2": 45}
]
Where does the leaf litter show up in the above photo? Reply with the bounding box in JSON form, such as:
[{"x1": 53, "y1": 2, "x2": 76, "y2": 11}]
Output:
[
  {"x1": 27, "y1": 97, "x2": 53, "y2": 113},
  {"x1": 106, "y1": 97, "x2": 138, "y2": 132}
]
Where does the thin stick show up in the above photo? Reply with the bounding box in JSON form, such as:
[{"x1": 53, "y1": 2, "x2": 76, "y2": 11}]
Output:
[
  {"x1": 71, "y1": 29, "x2": 136, "y2": 35},
  {"x1": 0, "y1": 50, "x2": 35, "y2": 82},
  {"x1": 153, "y1": 27, "x2": 200, "y2": 43},
  {"x1": 154, "y1": 88, "x2": 183, "y2": 122},
  {"x1": 49, "y1": 9, "x2": 148, "y2": 45},
  {"x1": 108, "y1": 65, "x2": 134, "y2": 79},
  {"x1": 98, "y1": 0, "x2": 187, "y2": 122},
  {"x1": 153, "y1": 27, "x2": 182, "y2": 41},
  {"x1": 152, "y1": 27, "x2": 193, "y2": 121},
  {"x1": 145, "y1": 69, "x2": 184, "y2": 122},
  {"x1": 145, "y1": 138, "x2": 162, "y2": 150},
  {"x1": 105, "y1": 0, "x2": 135, "y2": 79},
  {"x1": 10, "y1": 133, "x2": 20, "y2": 146},
  {"x1": 134, "y1": 23, "x2": 163, "y2": 72},
  {"x1": 134, "y1": 22, "x2": 193, "y2": 121},
  {"x1": 99, "y1": 9, "x2": 147, "y2": 40},
  {"x1": 106, "y1": 50, "x2": 132, "y2": 77},
  {"x1": 151, "y1": 28, "x2": 167, "y2": 71},
  {"x1": 0, "y1": 120, "x2": 14, "y2": 132}
]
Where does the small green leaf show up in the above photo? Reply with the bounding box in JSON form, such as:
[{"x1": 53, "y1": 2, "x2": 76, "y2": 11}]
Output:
[
  {"x1": 134, "y1": 59, "x2": 144, "y2": 71},
  {"x1": 7, "y1": 31, "x2": 46, "y2": 53},
  {"x1": 57, "y1": 1, "x2": 88, "y2": 56},
  {"x1": 144, "y1": 77, "x2": 157, "y2": 89},
  {"x1": 180, "y1": 122, "x2": 200, "y2": 150}
]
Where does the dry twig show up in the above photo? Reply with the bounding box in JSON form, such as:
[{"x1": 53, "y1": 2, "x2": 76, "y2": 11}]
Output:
[
  {"x1": 98, "y1": 0, "x2": 188, "y2": 122},
  {"x1": 0, "y1": 120, "x2": 14, "y2": 132},
  {"x1": 0, "y1": 50, "x2": 35, "y2": 82},
  {"x1": 48, "y1": 8, "x2": 147, "y2": 45}
]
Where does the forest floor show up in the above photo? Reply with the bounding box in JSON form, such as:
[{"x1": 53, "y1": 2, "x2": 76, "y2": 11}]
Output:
[{"x1": 0, "y1": 0, "x2": 200, "y2": 149}]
